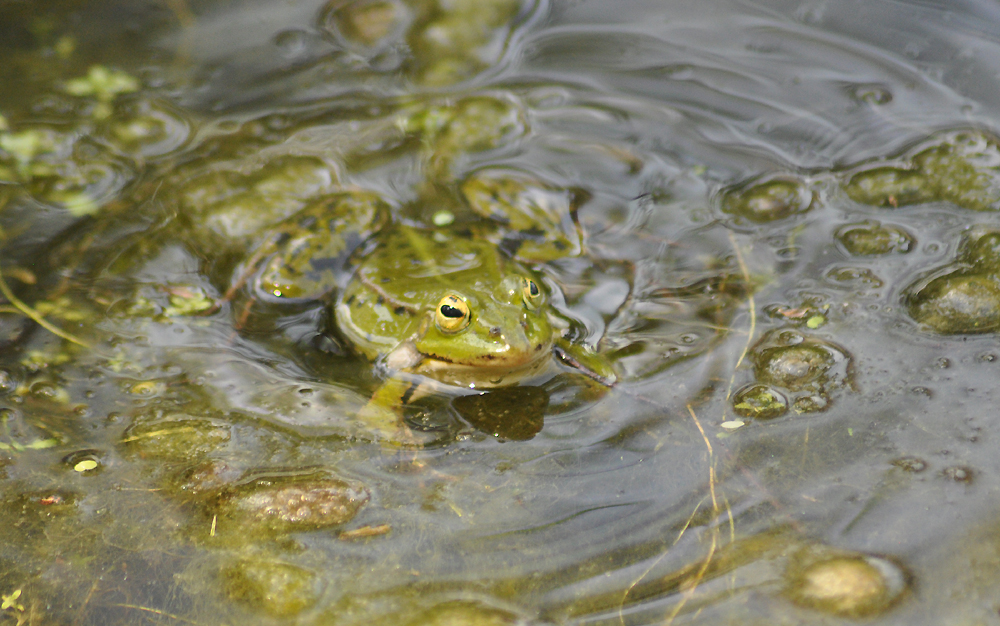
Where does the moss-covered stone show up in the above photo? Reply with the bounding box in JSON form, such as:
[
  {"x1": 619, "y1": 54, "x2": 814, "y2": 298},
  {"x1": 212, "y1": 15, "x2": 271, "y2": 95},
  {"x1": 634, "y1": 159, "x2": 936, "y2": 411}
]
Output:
[
  {"x1": 843, "y1": 130, "x2": 1000, "y2": 211},
  {"x1": 222, "y1": 557, "x2": 321, "y2": 617},
  {"x1": 785, "y1": 546, "x2": 908, "y2": 618},
  {"x1": 121, "y1": 414, "x2": 231, "y2": 462},
  {"x1": 906, "y1": 272, "x2": 1000, "y2": 334},
  {"x1": 721, "y1": 176, "x2": 812, "y2": 223},
  {"x1": 835, "y1": 221, "x2": 913, "y2": 256},
  {"x1": 732, "y1": 384, "x2": 788, "y2": 420}
]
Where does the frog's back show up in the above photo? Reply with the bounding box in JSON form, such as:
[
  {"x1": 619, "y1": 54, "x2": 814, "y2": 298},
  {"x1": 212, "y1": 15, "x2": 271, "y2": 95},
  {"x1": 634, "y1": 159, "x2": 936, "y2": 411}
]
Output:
[{"x1": 334, "y1": 227, "x2": 512, "y2": 359}]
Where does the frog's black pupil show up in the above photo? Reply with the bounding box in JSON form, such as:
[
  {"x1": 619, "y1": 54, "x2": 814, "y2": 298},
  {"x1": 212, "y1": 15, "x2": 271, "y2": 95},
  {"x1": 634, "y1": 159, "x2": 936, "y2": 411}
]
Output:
[
  {"x1": 528, "y1": 281, "x2": 539, "y2": 296},
  {"x1": 440, "y1": 304, "x2": 465, "y2": 318}
]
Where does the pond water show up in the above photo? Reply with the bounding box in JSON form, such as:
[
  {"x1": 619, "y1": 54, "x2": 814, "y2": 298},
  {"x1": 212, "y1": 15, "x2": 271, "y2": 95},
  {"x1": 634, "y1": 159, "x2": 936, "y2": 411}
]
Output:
[{"x1": 2, "y1": 0, "x2": 1000, "y2": 624}]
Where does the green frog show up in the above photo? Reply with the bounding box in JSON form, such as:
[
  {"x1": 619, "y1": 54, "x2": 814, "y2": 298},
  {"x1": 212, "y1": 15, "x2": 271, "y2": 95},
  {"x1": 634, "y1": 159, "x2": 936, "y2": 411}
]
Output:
[{"x1": 238, "y1": 190, "x2": 615, "y2": 440}]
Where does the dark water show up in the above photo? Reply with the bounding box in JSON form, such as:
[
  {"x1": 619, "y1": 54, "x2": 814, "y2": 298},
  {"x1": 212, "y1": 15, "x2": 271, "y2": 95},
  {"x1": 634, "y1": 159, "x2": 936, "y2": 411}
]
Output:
[{"x1": 2, "y1": 0, "x2": 1000, "y2": 624}]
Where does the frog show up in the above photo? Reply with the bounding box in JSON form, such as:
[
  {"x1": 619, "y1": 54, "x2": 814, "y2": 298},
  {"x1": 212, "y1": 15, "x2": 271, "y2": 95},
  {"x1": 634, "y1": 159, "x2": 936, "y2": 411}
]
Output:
[
  {"x1": 233, "y1": 189, "x2": 616, "y2": 441},
  {"x1": 459, "y1": 167, "x2": 585, "y2": 261}
]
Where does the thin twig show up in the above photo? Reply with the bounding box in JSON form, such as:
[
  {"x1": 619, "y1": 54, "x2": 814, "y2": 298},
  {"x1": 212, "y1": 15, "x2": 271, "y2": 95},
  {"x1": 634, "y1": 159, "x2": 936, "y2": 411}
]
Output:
[
  {"x1": 0, "y1": 266, "x2": 90, "y2": 347},
  {"x1": 662, "y1": 405, "x2": 721, "y2": 625},
  {"x1": 108, "y1": 604, "x2": 205, "y2": 626},
  {"x1": 724, "y1": 231, "x2": 755, "y2": 406}
]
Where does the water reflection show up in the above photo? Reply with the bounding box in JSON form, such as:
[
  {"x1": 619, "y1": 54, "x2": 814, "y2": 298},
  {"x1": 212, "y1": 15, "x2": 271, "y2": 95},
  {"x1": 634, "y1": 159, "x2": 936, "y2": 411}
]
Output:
[{"x1": 453, "y1": 386, "x2": 548, "y2": 440}]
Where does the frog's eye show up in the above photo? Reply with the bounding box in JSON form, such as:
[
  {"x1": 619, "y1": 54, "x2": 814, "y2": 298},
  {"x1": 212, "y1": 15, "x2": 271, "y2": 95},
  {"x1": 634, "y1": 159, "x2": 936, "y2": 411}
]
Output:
[
  {"x1": 435, "y1": 294, "x2": 471, "y2": 333},
  {"x1": 522, "y1": 278, "x2": 543, "y2": 309}
]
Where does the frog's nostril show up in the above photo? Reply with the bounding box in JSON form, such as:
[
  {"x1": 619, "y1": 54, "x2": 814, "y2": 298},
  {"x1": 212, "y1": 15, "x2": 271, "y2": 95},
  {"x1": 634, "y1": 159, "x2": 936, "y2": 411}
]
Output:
[{"x1": 490, "y1": 326, "x2": 502, "y2": 337}]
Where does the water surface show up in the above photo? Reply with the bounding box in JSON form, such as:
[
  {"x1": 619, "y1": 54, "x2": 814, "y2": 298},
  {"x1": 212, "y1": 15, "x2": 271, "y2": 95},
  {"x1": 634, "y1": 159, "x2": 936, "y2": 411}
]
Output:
[{"x1": 1, "y1": 0, "x2": 1000, "y2": 624}]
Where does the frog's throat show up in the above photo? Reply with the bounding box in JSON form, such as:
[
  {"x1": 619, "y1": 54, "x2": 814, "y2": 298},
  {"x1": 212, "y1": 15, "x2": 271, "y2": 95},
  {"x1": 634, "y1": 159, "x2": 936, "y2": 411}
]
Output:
[
  {"x1": 410, "y1": 351, "x2": 552, "y2": 388},
  {"x1": 383, "y1": 337, "x2": 553, "y2": 386}
]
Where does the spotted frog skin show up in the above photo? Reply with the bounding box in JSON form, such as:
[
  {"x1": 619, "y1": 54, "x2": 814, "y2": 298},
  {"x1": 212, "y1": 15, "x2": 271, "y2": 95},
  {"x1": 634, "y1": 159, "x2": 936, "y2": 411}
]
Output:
[
  {"x1": 335, "y1": 226, "x2": 556, "y2": 389},
  {"x1": 241, "y1": 190, "x2": 615, "y2": 439}
]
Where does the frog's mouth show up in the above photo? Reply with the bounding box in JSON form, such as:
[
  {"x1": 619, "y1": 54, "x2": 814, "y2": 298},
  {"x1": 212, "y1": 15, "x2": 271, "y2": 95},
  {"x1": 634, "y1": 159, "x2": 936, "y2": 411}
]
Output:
[{"x1": 413, "y1": 344, "x2": 553, "y2": 387}]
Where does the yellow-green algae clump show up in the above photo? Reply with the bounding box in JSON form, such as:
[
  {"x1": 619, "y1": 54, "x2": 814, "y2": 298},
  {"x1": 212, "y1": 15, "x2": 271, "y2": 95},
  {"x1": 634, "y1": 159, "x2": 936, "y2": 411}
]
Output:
[{"x1": 844, "y1": 130, "x2": 1000, "y2": 211}]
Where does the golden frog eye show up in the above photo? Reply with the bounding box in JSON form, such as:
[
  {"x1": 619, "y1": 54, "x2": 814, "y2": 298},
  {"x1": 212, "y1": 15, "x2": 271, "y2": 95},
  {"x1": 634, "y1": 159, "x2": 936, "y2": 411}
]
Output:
[
  {"x1": 522, "y1": 278, "x2": 542, "y2": 309},
  {"x1": 435, "y1": 294, "x2": 471, "y2": 333}
]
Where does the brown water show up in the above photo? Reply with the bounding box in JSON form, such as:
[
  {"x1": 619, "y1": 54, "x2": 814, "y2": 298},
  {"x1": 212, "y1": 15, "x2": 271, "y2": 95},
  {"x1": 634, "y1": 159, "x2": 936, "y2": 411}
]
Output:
[{"x1": 2, "y1": 0, "x2": 1000, "y2": 624}]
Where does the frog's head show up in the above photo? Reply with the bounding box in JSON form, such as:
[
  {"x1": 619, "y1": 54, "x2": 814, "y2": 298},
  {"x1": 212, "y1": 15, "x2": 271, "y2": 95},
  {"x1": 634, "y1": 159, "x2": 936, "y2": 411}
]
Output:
[{"x1": 414, "y1": 274, "x2": 554, "y2": 379}]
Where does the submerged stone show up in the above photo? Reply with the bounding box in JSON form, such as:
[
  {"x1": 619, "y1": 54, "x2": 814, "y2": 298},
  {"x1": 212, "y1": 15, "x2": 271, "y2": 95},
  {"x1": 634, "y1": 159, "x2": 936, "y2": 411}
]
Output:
[
  {"x1": 755, "y1": 344, "x2": 835, "y2": 390},
  {"x1": 732, "y1": 384, "x2": 788, "y2": 420},
  {"x1": 175, "y1": 459, "x2": 242, "y2": 496},
  {"x1": 842, "y1": 167, "x2": 929, "y2": 208},
  {"x1": 907, "y1": 272, "x2": 1000, "y2": 334},
  {"x1": 960, "y1": 229, "x2": 1000, "y2": 273},
  {"x1": 721, "y1": 176, "x2": 812, "y2": 223},
  {"x1": 121, "y1": 414, "x2": 231, "y2": 461},
  {"x1": 844, "y1": 129, "x2": 1000, "y2": 211},
  {"x1": 748, "y1": 331, "x2": 852, "y2": 413},
  {"x1": 835, "y1": 221, "x2": 913, "y2": 256},
  {"x1": 785, "y1": 547, "x2": 908, "y2": 618},
  {"x1": 407, "y1": 0, "x2": 522, "y2": 85},
  {"x1": 222, "y1": 557, "x2": 321, "y2": 617}
]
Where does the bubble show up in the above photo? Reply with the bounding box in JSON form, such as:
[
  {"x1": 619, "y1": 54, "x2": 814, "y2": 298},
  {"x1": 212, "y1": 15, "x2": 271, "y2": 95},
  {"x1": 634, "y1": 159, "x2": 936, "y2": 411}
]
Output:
[
  {"x1": 891, "y1": 456, "x2": 927, "y2": 472},
  {"x1": 62, "y1": 449, "x2": 104, "y2": 474},
  {"x1": 0, "y1": 369, "x2": 18, "y2": 395},
  {"x1": 941, "y1": 465, "x2": 974, "y2": 483},
  {"x1": 129, "y1": 381, "x2": 163, "y2": 396},
  {"x1": 320, "y1": 0, "x2": 408, "y2": 48},
  {"x1": 792, "y1": 395, "x2": 828, "y2": 412},
  {"x1": 273, "y1": 29, "x2": 311, "y2": 59},
  {"x1": 29, "y1": 380, "x2": 68, "y2": 402},
  {"x1": 846, "y1": 83, "x2": 893, "y2": 105}
]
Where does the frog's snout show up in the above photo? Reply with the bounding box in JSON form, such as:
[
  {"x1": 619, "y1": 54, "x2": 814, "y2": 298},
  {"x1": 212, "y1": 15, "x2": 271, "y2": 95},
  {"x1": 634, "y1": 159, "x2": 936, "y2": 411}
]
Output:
[{"x1": 489, "y1": 326, "x2": 503, "y2": 338}]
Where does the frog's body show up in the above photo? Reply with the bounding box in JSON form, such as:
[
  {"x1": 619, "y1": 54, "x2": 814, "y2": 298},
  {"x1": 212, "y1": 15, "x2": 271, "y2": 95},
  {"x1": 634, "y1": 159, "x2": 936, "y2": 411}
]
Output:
[
  {"x1": 241, "y1": 189, "x2": 615, "y2": 440},
  {"x1": 335, "y1": 227, "x2": 555, "y2": 390}
]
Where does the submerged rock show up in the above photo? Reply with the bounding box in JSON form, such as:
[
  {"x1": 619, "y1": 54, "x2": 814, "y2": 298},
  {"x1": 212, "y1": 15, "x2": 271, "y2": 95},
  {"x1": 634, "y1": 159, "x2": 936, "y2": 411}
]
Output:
[
  {"x1": 784, "y1": 546, "x2": 908, "y2": 618},
  {"x1": 748, "y1": 331, "x2": 852, "y2": 414},
  {"x1": 222, "y1": 556, "x2": 322, "y2": 617},
  {"x1": 756, "y1": 344, "x2": 835, "y2": 390},
  {"x1": 907, "y1": 272, "x2": 1000, "y2": 334},
  {"x1": 121, "y1": 414, "x2": 231, "y2": 462},
  {"x1": 721, "y1": 175, "x2": 813, "y2": 223},
  {"x1": 835, "y1": 221, "x2": 913, "y2": 256},
  {"x1": 732, "y1": 384, "x2": 788, "y2": 420},
  {"x1": 844, "y1": 130, "x2": 1000, "y2": 211}
]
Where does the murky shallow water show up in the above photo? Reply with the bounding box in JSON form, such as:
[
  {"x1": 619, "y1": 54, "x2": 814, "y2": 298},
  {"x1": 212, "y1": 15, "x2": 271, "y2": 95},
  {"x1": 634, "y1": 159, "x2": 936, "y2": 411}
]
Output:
[{"x1": 3, "y1": 0, "x2": 1000, "y2": 624}]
